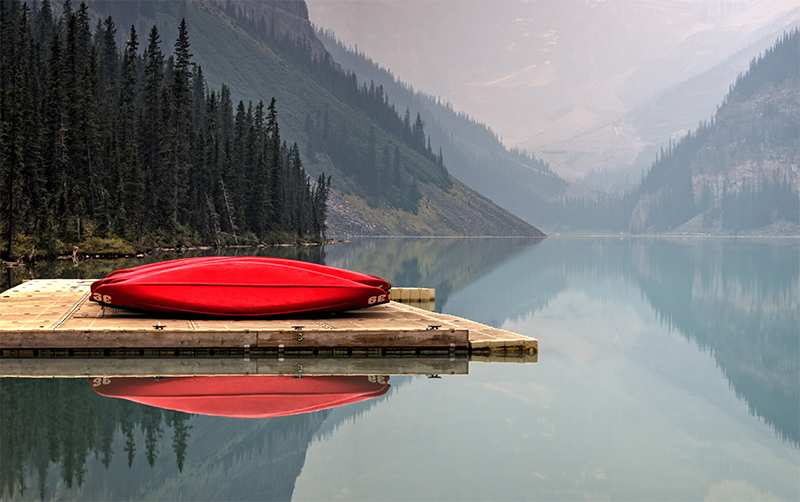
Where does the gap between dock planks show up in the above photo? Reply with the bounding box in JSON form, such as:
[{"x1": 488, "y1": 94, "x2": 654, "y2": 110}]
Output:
[{"x1": 0, "y1": 279, "x2": 537, "y2": 354}]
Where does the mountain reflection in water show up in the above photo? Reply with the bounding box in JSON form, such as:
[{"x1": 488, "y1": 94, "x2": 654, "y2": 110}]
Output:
[
  {"x1": 629, "y1": 240, "x2": 799, "y2": 447},
  {"x1": 439, "y1": 238, "x2": 798, "y2": 447}
]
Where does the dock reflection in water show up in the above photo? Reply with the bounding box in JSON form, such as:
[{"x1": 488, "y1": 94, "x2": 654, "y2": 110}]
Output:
[{"x1": 90, "y1": 375, "x2": 391, "y2": 419}]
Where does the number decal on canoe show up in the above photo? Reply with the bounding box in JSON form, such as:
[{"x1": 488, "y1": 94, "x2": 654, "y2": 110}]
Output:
[
  {"x1": 368, "y1": 294, "x2": 387, "y2": 305},
  {"x1": 91, "y1": 292, "x2": 113, "y2": 303},
  {"x1": 91, "y1": 377, "x2": 112, "y2": 387},
  {"x1": 368, "y1": 376, "x2": 387, "y2": 384}
]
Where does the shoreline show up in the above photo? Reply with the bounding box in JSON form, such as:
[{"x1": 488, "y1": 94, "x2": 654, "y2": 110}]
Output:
[
  {"x1": 4, "y1": 231, "x2": 797, "y2": 269},
  {"x1": 1, "y1": 239, "x2": 341, "y2": 268}
]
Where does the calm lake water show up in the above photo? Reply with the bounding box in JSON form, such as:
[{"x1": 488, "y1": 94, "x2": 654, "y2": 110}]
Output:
[{"x1": 1, "y1": 237, "x2": 798, "y2": 501}]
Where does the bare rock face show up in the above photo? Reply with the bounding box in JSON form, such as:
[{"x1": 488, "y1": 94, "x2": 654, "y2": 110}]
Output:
[
  {"x1": 324, "y1": 178, "x2": 545, "y2": 238},
  {"x1": 325, "y1": 191, "x2": 389, "y2": 237},
  {"x1": 627, "y1": 31, "x2": 799, "y2": 235},
  {"x1": 692, "y1": 81, "x2": 800, "y2": 201},
  {"x1": 212, "y1": 0, "x2": 328, "y2": 59}
]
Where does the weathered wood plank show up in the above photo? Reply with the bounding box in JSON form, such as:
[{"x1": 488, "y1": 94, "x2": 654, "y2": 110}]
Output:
[
  {"x1": 0, "y1": 356, "x2": 467, "y2": 377},
  {"x1": 0, "y1": 329, "x2": 259, "y2": 349},
  {"x1": 256, "y1": 357, "x2": 465, "y2": 376},
  {"x1": 256, "y1": 328, "x2": 468, "y2": 348}
]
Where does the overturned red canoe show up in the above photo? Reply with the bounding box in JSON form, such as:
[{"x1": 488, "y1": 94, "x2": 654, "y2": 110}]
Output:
[
  {"x1": 91, "y1": 375, "x2": 390, "y2": 418},
  {"x1": 92, "y1": 256, "x2": 390, "y2": 291},
  {"x1": 89, "y1": 257, "x2": 391, "y2": 316}
]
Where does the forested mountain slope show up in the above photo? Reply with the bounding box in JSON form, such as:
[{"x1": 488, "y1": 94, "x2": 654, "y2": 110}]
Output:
[
  {"x1": 83, "y1": 0, "x2": 542, "y2": 238},
  {"x1": 0, "y1": 0, "x2": 541, "y2": 260},
  {"x1": 0, "y1": 0, "x2": 334, "y2": 259},
  {"x1": 629, "y1": 28, "x2": 799, "y2": 234},
  {"x1": 314, "y1": 28, "x2": 569, "y2": 228}
]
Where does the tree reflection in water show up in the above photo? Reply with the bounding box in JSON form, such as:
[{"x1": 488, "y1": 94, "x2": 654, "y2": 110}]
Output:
[{"x1": 0, "y1": 378, "x2": 191, "y2": 499}]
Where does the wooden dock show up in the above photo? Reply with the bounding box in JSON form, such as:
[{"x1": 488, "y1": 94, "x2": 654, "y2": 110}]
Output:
[{"x1": 0, "y1": 279, "x2": 536, "y2": 377}]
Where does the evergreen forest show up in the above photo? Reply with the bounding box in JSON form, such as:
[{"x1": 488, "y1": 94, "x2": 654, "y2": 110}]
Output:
[
  {"x1": 217, "y1": 0, "x2": 452, "y2": 212},
  {"x1": 0, "y1": 377, "x2": 192, "y2": 499},
  {"x1": 0, "y1": 0, "x2": 331, "y2": 260}
]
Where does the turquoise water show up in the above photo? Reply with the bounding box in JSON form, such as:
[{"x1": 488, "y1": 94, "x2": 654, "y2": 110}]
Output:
[{"x1": 1, "y1": 237, "x2": 798, "y2": 501}]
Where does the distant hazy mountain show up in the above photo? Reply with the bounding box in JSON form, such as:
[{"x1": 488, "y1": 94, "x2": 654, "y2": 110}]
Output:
[
  {"x1": 314, "y1": 28, "x2": 568, "y2": 231},
  {"x1": 628, "y1": 29, "x2": 799, "y2": 235},
  {"x1": 307, "y1": 0, "x2": 800, "y2": 181}
]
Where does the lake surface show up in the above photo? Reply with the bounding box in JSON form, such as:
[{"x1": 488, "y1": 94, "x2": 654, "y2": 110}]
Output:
[{"x1": 1, "y1": 237, "x2": 798, "y2": 501}]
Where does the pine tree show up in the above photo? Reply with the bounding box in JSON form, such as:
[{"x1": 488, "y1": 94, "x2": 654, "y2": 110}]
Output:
[
  {"x1": 140, "y1": 24, "x2": 163, "y2": 232},
  {"x1": 41, "y1": 28, "x2": 67, "y2": 250},
  {"x1": 98, "y1": 16, "x2": 117, "y2": 101},
  {"x1": 230, "y1": 99, "x2": 248, "y2": 228},
  {"x1": 265, "y1": 97, "x2": 283, "y2": 231},
  {"x1": 161, "y1": 18, "x2": 193, "y2": 237},
  {"x1": 412, "y1": 112, "x2": 425, "y2": 151},
  {"x1": 117, "y1": 25, "x2": 143, "y2": 238},
  {"x1": 1, "y1": 2, "x2": 31, "y2": 259},
  {"x1": 32, "y1": 0, "x2": 54, "y2": 51}
]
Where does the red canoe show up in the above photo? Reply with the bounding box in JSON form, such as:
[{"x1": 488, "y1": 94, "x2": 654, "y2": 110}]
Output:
[
  {"x1": 92, "y1": 256, "x2": 390, "y2": 291},
  {"x1": 89, "y1": 257, "x2": 391, "y2": 316},
  {"x1": 91, "y1": 375, "x2": 390, "y2": 418}
]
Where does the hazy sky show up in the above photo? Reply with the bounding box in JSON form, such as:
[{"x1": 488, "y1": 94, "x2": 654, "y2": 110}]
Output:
[{"x1": 307, "y1": 0, "x2": 800, "y2": 178}]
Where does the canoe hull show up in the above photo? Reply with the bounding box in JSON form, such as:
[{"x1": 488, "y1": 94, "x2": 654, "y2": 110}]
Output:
[
  {"x1": 92, "y1": 256, "x2": 390, "y2": 291},
  {"x1": 90, "y1": 258, "x2": 390, "y2": 316}
]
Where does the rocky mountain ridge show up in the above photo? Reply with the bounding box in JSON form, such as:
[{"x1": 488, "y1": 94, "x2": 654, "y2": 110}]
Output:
[
  {"x1": 210, "y1": 0, "x2": 328, "y2": 59},
  {"x1": 629, "y1": 29, "x2": 799, "y2": 235}
]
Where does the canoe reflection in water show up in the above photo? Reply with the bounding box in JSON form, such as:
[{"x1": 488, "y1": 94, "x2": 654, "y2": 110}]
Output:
[{"x1": 91, "y1": 375, "x2": 390, "y2": 418}]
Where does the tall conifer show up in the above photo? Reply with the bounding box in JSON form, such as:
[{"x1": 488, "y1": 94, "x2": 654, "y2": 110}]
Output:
[
  {"x1": 1, "y1": 2, "x2": 30, "y2": 259},
  {"x1": 265, "y1": 97, "x2": 282, "y2": 231},
  {"x1": 140, "y1": 24, "x2": 163, "y2": 230}
]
